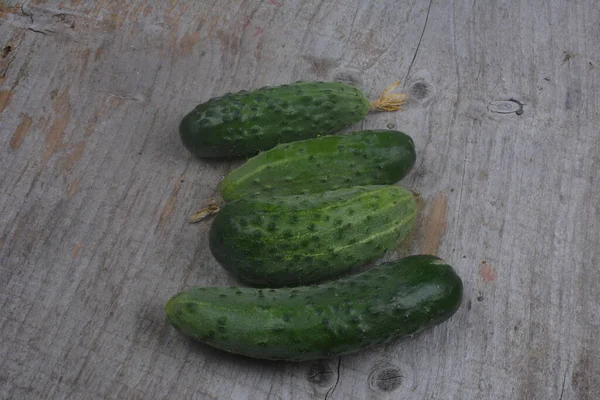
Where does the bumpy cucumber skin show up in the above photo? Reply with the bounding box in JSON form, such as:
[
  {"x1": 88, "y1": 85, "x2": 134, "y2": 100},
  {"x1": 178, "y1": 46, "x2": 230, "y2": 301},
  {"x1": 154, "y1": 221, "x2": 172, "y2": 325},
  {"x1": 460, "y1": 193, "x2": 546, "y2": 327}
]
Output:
[
  {"x1": 209, "y1": 185, "x2": 417, "y2": 287},
  {"x1": 179, "y1": 82, "x2": 371, "y2": 158},
  {"x1": 165, "y1": 255, "x2": 463, "y2": 361},
  {"x1": 218, "y1": 130, "x2": 416, "y2": 202}
]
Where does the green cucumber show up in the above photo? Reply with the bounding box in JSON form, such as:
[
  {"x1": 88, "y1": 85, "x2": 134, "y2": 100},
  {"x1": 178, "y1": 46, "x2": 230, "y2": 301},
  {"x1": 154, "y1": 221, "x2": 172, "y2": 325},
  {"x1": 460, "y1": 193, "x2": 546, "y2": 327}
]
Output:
[
  {"x1": 179, "y1": 81, "x2": 404, "y2": 158},
  {"x1": 218, "y1": 130, "x2": 416, "y2": 202},
  {"x1": 209, "y1": 185, "x2": 417, "y2": 287},
  {"x1": 165, "y1": 255, "x2": 463, "y2": 361}
]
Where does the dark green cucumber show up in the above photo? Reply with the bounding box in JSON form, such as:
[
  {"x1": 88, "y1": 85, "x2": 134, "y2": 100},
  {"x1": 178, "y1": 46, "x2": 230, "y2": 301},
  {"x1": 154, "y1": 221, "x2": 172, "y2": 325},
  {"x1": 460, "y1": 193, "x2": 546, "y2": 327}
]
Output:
[
  {"x1": 209, "y1": 185, "x2": 417, "y2": 287},
  {"x1": 179, "y1": 81, "x2": 371, "y2": 158},
  {"x1": 165, "y1": 255, "x2": 463, "y2": 361},
  {"x1": 218, "y1": 130, "x2": 416, "y2": 202}
]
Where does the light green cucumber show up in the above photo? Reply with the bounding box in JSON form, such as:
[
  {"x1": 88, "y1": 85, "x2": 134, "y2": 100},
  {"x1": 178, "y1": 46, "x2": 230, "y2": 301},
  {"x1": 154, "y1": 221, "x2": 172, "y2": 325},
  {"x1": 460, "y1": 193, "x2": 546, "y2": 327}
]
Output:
[
  {"x1": 218, "y1": 130, "x2": 416, "y2": 201},
  {"x1": 209, "y1": 185, "x2": 417, "y2": 287}
]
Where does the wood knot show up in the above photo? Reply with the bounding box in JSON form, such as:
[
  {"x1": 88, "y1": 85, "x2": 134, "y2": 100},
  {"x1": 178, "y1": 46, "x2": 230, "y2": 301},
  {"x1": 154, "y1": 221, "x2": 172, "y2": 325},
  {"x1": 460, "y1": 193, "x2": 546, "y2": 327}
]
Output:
[
  {"x1": 407, "y1": 76, "x2": 436, "y2": 105},
  {"x1": 305, "y1": 361, "x2": 334, "y2": 386},
  {"x1": 332, "y1": 68, "x2": 363, "y2": 87},
  {"x1": 410, "y1": 82, "x2": 430, "y2": 100},
  {"x1": 369, "y1": 366, "x2": 404, "y2": 392}
]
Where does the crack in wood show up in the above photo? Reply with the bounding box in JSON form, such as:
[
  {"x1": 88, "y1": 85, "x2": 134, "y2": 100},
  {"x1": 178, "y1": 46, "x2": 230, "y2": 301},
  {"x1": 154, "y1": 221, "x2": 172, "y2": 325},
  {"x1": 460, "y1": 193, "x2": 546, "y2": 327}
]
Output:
[
  {"x1": 405, "y1": 0, "x2": 433, "y2": 82},
  {"x1": 324, "y1": 357, "x2": 341, "y2": 400},
  {"x1": 558, "y1": 366, "x2": 569, "y2": 400}
]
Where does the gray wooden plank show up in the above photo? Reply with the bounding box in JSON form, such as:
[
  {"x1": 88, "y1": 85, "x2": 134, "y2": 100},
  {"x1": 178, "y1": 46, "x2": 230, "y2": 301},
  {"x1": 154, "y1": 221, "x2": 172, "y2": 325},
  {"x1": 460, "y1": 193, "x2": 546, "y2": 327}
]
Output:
[{"x1": 1, "y1": 0, "x2": 599, "y2": 399}]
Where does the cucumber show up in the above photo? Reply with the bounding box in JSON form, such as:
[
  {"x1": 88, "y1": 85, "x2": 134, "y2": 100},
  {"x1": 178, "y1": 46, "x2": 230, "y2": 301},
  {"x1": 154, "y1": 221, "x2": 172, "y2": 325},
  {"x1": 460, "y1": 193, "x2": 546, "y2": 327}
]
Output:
[
  {"x1": 179, "y1": 81, "x2": 405, "y2": 158},
  {"x1": 209, "y1": 185, "x2": 417, "y2": 287},
  {"x1": 165, "y1": 255, "x2": 463, "y2": 361},
  {"x1": 218, "y1": 130, "x2": 416, "y2": 202}
]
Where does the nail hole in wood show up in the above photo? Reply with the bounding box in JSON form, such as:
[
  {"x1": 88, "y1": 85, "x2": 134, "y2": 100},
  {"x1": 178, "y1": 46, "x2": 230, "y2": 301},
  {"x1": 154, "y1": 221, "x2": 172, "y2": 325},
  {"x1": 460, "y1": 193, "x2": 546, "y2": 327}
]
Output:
[{"x1": 2, "y1": 46, "x2": 12, "y2": 59}]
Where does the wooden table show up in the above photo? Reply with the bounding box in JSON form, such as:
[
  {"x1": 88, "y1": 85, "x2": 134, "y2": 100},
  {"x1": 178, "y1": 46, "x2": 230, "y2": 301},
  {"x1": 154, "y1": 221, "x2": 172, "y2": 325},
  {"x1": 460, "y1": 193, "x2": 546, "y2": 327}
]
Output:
[{"x1": 1, "y1": 1, "x2": 598, "y2": 399}]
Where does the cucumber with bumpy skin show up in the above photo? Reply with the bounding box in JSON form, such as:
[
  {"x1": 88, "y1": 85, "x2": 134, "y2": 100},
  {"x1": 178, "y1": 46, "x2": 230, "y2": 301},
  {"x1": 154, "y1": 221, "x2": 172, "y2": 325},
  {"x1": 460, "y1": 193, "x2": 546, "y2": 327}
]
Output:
[
  {"x1": 179, "y1": 81, "x2": 407, "y2": 158},
  {"x1": 209, "y1": 185, "x2": 417, "y2": 287},
  {"x1": 165, "y1": 255, "x2": 463, "y2": 361},
  {"x1": 218, "y1": 130, "x2": 416, "y2": 202}
]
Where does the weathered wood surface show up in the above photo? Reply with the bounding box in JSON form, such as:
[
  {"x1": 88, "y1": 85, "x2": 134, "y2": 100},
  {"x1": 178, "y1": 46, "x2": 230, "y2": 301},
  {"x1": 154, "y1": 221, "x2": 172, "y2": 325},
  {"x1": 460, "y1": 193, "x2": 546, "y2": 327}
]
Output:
[{"x1": 1, "y1": 0, "x2": 599, "y2": 398}]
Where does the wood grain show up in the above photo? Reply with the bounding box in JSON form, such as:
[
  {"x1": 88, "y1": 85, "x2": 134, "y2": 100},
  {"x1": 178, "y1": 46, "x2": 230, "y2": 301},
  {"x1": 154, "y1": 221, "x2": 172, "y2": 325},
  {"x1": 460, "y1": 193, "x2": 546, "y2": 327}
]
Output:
[
  {"x1": 1, "y1": 0, "x2": 599, "y2": 399},
  {"x1": 419, "y1": 193, "x2": 447, "y2": 255}
]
